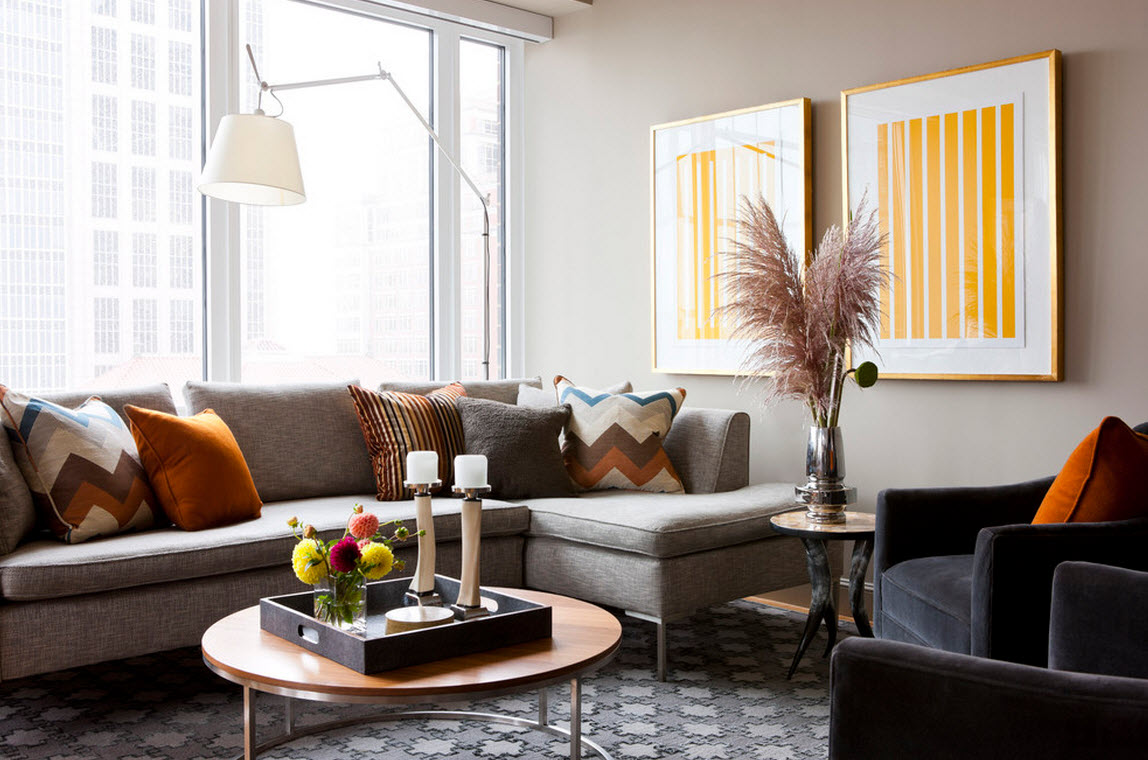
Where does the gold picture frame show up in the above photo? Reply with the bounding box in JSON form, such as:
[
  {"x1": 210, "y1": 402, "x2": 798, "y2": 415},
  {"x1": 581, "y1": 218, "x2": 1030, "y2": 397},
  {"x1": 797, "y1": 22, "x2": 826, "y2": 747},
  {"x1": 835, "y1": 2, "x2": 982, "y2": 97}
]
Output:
[
  {"x1": 843, "y1": 50, "x2": 1062, "y2": 381},
  {"x1": 651, "y1": 98, "x2": 812, "y2": 376}
]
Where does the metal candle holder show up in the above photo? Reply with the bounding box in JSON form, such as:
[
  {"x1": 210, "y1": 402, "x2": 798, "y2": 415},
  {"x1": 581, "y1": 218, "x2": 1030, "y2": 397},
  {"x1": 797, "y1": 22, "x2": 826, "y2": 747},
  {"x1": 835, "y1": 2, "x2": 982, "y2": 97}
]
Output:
[
  {"x1": 402, "y1": 479, "x2": 443, "y2": 606},
  {"x1": 451, "y1": 484, "x2": 491, "y2": 620}
]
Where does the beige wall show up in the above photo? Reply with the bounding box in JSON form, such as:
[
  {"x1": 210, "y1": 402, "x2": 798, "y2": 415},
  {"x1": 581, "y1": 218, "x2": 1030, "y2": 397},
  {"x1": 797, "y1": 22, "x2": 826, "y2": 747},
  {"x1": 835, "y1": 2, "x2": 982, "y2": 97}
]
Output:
[{"x1": 522, "y1": 0, "x2": 1148, "y2": 506}]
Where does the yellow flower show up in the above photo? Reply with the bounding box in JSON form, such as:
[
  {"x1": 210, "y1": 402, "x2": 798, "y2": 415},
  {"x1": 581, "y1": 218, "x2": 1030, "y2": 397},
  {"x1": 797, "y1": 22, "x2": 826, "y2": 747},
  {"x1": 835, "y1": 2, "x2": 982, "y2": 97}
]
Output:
[
  {"x1": 292, "y1": 539, "x2": 327, "y2": 585},
  {"x1": 360, "y1": 542, "x2": 395, "y2": 580}
]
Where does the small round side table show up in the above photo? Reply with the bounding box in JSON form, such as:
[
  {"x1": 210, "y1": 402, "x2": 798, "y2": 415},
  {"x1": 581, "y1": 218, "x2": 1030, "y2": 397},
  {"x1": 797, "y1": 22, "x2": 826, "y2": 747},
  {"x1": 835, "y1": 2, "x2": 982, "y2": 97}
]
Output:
[{"x1": 768, "y1": 509, "x2": 876, "y2": 679}]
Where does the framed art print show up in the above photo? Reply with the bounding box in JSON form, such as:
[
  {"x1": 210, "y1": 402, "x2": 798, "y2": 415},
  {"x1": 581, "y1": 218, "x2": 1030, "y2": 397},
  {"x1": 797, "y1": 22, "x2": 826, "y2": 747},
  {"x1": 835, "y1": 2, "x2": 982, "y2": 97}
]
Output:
[
  {"x1": 843, "y1": 50, "x2": 1062, "y2": 380},
  {"x1": 651, "y1": 98, "x2": 811, "y2": 375}
]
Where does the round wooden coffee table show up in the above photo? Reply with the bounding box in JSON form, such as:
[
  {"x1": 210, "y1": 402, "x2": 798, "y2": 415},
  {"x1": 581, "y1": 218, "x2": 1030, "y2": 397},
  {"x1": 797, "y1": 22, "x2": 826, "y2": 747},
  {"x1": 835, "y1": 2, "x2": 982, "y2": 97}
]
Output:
[{"x1": 202, "y1": 588, "x2": 622, "y2": 760}]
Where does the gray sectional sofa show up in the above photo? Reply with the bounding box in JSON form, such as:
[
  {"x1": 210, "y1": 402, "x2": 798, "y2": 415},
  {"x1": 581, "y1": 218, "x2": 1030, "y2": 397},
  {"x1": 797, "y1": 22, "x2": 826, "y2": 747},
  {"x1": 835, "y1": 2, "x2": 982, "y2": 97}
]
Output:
[{"x1": 0, "y1": 378, "x2": 812, "y2": 682}]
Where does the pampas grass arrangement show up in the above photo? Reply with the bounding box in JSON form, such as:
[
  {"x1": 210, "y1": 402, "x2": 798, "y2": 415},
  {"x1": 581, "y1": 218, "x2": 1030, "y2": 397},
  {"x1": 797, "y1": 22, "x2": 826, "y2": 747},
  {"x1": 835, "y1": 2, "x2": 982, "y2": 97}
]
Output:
[{"x1": 716, "y1": 195, "x2": 889, "y2": 428}]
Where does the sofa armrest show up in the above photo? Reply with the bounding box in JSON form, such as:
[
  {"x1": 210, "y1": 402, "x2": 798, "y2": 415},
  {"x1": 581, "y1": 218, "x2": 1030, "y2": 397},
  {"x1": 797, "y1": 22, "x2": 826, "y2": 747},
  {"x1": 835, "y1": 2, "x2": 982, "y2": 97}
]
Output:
[
  {"x1": 1049, "y1": 561, "x2": 1148, "y2": 678},
  {"x1": 970, "y1": 518, "x2": 1148, "y2": 665},
  {"x1": 874, "y1": 477, "x2": 1053, "y2": 634},
  {"x1": 663, "y1": 408, "x2": 750, "y2": 494},
  {"x1": 829, "y1": 637, "x2": 1148, "y2": 760}
]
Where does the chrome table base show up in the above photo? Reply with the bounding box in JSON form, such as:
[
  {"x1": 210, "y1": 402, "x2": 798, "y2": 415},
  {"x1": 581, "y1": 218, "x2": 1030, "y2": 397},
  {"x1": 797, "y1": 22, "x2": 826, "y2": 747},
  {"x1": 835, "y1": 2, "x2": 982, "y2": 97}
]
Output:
[{"x1": 235, "y1": 679, "x2": 613, "y2": 760}]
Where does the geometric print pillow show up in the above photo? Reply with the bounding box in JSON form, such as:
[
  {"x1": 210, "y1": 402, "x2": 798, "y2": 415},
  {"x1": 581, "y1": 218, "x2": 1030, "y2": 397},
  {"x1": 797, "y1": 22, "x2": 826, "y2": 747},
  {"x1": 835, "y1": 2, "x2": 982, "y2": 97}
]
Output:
[
  {"x1": 555, "y1": 376, "x2": 687, "y2": 494},
  {"x1": 347, "y1": 383, "x2": 467, "y2": 501},
  {"x1": 0, "y1": 386, "x2": 159, "y2": 543}
]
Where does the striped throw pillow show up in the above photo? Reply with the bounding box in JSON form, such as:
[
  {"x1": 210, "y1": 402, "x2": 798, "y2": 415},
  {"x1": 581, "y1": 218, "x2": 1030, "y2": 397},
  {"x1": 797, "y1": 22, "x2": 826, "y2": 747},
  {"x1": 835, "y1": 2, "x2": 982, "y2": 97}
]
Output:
[
  {"x1": 556, "y1": 376, "x2": 687, "y2": 494},
  {"x1": 0, "y1": 387, "x2": 159, "y2": 543},
  {"x1": 348, "y1": 383, "x2": 466, "y2": 501}
]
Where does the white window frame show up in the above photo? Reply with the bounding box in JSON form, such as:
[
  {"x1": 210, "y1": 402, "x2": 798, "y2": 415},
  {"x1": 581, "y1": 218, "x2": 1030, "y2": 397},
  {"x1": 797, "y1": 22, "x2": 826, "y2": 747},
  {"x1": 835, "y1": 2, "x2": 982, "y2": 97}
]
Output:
[{"x1": 203, "y1": 0, "x2": 525, "y2": 382}]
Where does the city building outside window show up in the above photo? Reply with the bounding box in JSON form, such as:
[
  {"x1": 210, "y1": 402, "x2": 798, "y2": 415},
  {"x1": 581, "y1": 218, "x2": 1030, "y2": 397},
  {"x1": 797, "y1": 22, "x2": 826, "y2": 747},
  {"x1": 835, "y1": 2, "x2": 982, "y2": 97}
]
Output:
[
  {"x1": 132, "y1": 233, "x2": 158, "y2": 288},
  {"x1": 91, "y1": 28, "x2": 117, "y2": 84},
  {"x1": 131, "y1": 167, "x2": 156, "y2": 222},
  {"x1": 94, "y1": 298, "x2": 120, "y2": 354},
  {"x1": 131, "y1": 34, "x2": 155, "y2": 90},
  {"x1": 92, "y1": 162, "x2": 118, "y2": 218},
  {"x1": 92, "y1": 95, "x2": 118, "y2": 151},
  {"x1": 131, "y1": 0, "x2": 154, "y2": 25},
  {"x1": 1, "y1": 1, "x2": 517, "y2": 392},
  {"x1": 170, "y1": 235, "x2": 194, "y2": 289},
  {"x1": 131, "y1": 100, "x2": 156, "y2": 156},
  {"x1": 94, "y1": 232, "x2": 120, "y2": 286}
]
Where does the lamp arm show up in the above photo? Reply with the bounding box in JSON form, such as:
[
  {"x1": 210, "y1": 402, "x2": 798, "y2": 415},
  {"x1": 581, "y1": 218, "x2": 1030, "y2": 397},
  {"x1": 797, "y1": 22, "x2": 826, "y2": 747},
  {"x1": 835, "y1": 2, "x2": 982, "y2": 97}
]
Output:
[{"x1": 260, "y1": 56, "x2": 493, "y2": 379}]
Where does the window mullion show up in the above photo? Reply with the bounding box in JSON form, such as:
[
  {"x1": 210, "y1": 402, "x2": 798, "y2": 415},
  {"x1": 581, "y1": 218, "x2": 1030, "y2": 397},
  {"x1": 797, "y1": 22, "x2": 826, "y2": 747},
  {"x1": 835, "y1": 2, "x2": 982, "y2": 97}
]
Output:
[
  {"x1": 433, "y1": 26, "x2": 462, "y2": 382},
  {"x1": 204, "y1": 0, "x2": 241, "y2": 382},
  {"x1": 503, "y1": 38, "x2": 524, "y2": 378}
]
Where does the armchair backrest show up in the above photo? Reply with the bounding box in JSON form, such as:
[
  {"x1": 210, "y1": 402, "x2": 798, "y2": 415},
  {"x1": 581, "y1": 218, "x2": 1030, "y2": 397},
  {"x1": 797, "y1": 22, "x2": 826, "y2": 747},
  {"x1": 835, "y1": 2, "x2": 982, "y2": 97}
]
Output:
[{"x1": 1048, "y1": 561, "x2": 1148, "y2": 678}]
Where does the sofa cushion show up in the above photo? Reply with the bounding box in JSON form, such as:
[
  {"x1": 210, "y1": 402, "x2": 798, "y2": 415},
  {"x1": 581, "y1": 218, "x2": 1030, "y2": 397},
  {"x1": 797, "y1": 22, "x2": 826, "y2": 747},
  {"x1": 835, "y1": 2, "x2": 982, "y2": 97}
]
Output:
[
  {"x1": 523, "y1": 483, "x2": 797, "y2": 559},
  {"x1": 183, "y1": 380, "x2": 375, "y2": 502},
  {"x1": 39, "y1": 384, "x2": 177, "y2": 425},
  {"x1": 380, "y1": 377, "x2": 542, "y2": 406},
  {"x1": 556, "y1": 377, "x2": 686, "y2": 494},
  {"x1": 0, "y1": 426, "x2": 35, "y2": 555},
  {"x1": 458, "y1": 397, "x2": 574, "y2": 500},
  {"x1": 517, "y1": 379, "x2": 631, "y2": 408},
  {"x1": 349, "y1": 383, "x2": 466, "y2": 500},
  {"x1": 0, "y1": 389, "x2": 159, "y2": 543},
  {"x1": 881, "y1": 555, "x2": 974, "y2": 654},
  {"x1": 0, "y1": 494, "x2": 530, "y2": 601},
  {"x1": 1033, "y1": 416, "x2": 1148, "y2": 524},
  {"x1": 126, "y1": 406, "x2": 262, "y2": 531}
]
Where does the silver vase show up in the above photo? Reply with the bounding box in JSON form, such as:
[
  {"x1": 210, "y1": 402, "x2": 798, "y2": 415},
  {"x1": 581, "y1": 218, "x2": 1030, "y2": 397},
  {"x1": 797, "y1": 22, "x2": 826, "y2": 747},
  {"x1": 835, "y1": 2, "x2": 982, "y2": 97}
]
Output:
[{"x1": 794, "y1": 426, "x2": 857, "y2": 524}]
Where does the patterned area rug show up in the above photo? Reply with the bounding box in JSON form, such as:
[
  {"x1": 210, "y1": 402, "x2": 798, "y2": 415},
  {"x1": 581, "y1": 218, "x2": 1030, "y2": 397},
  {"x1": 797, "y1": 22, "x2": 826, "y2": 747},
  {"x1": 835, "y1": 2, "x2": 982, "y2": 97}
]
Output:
[{"x1": 0, "y1": 600, "x2": 852, "y2": 759}]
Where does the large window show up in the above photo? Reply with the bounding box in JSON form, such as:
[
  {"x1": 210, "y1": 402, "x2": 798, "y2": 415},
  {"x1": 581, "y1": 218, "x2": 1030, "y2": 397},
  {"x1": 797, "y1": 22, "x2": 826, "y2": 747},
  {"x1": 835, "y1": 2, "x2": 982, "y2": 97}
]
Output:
[
  {"x1": 0, "y1": 1, "x2": 202, "y2": 391},
  {"x1": 238, "y1": 0, "x2": 432, "y2": 387},
  {"x1": 459, "y1": 38, "x2": 505, "y2": 380},
  {"x1": 1, "y1": 0, "x2": 516, "y2": 393}
]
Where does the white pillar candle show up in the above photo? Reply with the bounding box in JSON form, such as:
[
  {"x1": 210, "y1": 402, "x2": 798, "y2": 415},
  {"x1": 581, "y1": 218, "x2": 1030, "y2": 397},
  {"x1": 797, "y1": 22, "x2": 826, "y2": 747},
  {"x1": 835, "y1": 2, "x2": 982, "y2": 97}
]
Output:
[
  {"x1": 454, "y1": 455, "x2": 488, "y2": 489},
  {"x1": 406, "y1": 450, "x2": 438, "y2": 484}
]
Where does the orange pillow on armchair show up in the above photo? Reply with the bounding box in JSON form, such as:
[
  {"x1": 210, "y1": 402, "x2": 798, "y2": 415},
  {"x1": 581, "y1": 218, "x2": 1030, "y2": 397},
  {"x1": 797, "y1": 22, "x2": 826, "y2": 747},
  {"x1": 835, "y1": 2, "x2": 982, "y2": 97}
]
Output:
[
  {"x1": 125, "y1": 405, "x2": 262, "y2": 531},
  {"x1": 1033, "y1": 416, "x2": 1148, "y2": 524}
]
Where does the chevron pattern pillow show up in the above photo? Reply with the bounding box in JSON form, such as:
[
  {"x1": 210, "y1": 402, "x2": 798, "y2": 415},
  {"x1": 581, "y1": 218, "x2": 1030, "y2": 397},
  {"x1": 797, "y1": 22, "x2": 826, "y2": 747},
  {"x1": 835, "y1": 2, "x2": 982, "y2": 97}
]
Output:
[
  {"x1": 556, "y1": 376, "x2": 686, "y2": 493},
  {"x1": 0, "y1": 387, "x2": 159, "y2": 543}
]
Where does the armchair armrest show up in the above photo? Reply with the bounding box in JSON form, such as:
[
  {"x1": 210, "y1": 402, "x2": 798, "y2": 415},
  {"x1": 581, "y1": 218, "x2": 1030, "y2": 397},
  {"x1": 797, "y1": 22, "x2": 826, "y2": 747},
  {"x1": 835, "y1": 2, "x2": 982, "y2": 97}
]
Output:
[
  {"x1": 1049, "y1": 561, "x2": 1148, "y2": 678},
  {"x1": 971, "y1": 518, "x2": 1148, "y2": 665},
  {"x1": 874, "y1": 477, "x2": 1053, "y2": 632},
  {"x1": 663, "y1": 408, "x2": 750, "y2": 494},
  {"x1": 830, "y1": 637, "x2": 1148, "y2": 760}
]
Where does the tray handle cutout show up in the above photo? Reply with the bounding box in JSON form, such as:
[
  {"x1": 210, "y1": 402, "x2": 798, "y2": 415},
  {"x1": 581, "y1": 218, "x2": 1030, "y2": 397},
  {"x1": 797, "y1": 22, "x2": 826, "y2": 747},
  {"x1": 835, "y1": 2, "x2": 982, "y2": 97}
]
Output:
[{"x1": 298, "y1": 624, "x2": 320, "y2": 644}]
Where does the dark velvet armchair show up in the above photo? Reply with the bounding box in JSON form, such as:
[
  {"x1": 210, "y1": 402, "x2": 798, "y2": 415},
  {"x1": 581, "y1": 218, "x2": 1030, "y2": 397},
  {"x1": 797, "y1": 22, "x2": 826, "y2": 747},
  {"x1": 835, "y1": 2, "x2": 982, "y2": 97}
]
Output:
[
  {"x1": 830, "y1": 562, "x2": 1148, "y2": 760},
  {"x1": 875, "y1": 421, "x2": 1148, "y2": 666}
]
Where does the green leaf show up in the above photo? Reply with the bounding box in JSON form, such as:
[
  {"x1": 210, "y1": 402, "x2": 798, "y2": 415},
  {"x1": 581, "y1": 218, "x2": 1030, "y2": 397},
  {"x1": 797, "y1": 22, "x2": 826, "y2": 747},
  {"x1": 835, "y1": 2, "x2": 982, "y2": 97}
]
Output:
[{"x1": 854, "y1": 361, "x2": 878, "y2": 388}]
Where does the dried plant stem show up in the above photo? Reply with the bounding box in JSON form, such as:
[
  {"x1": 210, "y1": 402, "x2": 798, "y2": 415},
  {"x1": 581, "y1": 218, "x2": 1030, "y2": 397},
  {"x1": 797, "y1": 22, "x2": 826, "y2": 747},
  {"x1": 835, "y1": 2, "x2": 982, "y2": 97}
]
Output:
[{"x1": 715, "y1": 194, "x2": 888, "y2": 427}]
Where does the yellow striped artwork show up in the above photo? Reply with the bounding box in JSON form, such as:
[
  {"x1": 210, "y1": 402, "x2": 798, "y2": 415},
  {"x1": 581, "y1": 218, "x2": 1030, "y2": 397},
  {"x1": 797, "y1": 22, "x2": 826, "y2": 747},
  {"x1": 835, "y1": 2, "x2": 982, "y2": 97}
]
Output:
[
  {"x1": 675, "y1": 141, "x2": 777, "y2": 341},
  {"x1": 875, "y1": 102, "x2": 1018, "y2": 343}
]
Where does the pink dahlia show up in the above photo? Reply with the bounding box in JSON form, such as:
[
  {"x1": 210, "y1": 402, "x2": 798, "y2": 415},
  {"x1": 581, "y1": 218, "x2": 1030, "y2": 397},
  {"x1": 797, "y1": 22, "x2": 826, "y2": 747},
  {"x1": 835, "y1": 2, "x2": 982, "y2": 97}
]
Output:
[
  {"x1": 328, "y1": 535, "x2": 361, "y2": 573},
  {"x1": 348, "y1": 511, "x2": 380, "y2": 540}
]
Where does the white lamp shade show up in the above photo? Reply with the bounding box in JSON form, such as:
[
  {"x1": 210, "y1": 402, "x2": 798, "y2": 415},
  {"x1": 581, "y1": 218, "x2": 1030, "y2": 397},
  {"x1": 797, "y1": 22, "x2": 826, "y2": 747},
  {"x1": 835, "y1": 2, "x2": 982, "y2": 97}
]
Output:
[{"x1": 198, "y1": 113, "x2": 306, "y2": 206}]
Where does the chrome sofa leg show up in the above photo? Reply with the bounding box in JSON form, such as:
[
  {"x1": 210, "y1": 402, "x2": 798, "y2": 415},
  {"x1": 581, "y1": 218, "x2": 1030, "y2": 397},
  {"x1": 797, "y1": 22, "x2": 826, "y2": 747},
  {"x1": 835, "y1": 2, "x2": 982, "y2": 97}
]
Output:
[{"x1": 625, "y1": 611, "x2": 667, "y2": 682}]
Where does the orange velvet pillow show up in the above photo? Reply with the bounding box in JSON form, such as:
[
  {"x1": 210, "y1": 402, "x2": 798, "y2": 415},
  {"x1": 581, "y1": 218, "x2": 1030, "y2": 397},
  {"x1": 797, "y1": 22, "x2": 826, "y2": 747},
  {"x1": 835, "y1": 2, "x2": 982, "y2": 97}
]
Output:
[
  {"x1": 125, "y1": 405, "x2": 262, "y2": 531},
  {"x1": 1032, "y1": 416, "x2": 1148, "y2": 524}
]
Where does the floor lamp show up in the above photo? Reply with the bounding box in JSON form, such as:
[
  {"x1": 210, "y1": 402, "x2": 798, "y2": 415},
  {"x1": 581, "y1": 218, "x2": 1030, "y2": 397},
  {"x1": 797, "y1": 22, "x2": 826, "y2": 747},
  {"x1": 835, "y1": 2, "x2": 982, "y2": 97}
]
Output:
[{"x1": 198, "y1": 45, "x2": 493, "y2": 380}]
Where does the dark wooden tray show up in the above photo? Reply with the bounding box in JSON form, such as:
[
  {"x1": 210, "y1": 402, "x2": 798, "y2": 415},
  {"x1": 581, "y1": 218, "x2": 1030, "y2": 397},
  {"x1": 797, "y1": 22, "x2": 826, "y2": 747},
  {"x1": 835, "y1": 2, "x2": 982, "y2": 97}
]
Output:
[{"x1": 259, "y1": 575, "x2": 553, "y2": 674}]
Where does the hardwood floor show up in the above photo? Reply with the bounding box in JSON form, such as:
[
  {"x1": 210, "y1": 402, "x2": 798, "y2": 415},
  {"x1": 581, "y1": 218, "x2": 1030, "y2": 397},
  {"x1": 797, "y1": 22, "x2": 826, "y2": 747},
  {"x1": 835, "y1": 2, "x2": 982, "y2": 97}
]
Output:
[{"x1": 747, "y1": 583, "x2": 873, "y2": 624}]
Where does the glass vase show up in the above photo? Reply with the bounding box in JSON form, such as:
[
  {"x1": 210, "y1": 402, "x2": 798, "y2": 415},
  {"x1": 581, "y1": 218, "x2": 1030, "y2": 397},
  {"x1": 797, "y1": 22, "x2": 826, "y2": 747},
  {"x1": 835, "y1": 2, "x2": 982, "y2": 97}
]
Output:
[{"x1": 313, "y1": 574, "x2": 367, "y2": 634}]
